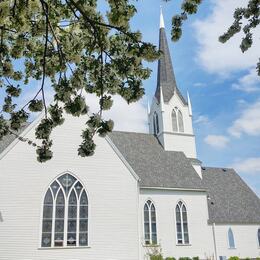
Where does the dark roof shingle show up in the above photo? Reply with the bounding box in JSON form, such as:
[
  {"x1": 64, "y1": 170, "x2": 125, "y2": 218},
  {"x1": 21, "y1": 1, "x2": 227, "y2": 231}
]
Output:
[
  {"x1": 109, "y1": 131, "x2": 205, "y2": 190},
  {"x1": 202, "y1": 167, "x2": 260, "y2": 224}
]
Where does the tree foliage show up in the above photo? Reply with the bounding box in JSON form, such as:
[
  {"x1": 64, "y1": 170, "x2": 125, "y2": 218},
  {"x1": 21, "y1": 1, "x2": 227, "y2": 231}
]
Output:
[
  {"x1": 0, "y1": 0, "x2": 160, "y2": 162},
  {"x1": 0, "y1": 0, "x2": 259, "y2": 163},
  {"x1": 170, "y1": 0, "x2": 260, "y2": 74}
]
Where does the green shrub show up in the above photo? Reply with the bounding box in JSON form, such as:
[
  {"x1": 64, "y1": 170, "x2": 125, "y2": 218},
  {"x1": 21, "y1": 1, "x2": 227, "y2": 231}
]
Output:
[
  {"x1": 256, "y1": 258, "x2": 260, "y2": 260},
  {"x1": 193, "y1": 257, "x2": 199, "y2": 260},
  {"x1": 150, "y1": 255, "x2": 163, "y2": 260},
  {"x1": 165, "y1": 258, "x2": 176, "y2": 260},
  {"x1": 179, "y1": 258, "x2": 192, "y2": 260},
  {"x1": 244, "y1": 258, "x2": 250, "y2": 260},
  {"x1": 229, "y1": 257, "x2": 239, "y2": 260}
]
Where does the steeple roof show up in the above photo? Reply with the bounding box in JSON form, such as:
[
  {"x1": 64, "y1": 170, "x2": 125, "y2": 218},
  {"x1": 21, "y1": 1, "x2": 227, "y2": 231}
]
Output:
[{"x1": 155, "y1": 9, "x2": 187, "y2": 105}]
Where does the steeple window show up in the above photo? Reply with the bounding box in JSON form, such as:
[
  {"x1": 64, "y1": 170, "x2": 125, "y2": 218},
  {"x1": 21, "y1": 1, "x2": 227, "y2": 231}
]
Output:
[
  {"x1": 172, "y1": 108, "x2": 184, "y2": 133},
  {"x1": 178, "y1": 110, "x2": 184, "y2": 132},
  {"x1": 172, "y1": 110, "x2": 178, "y2": 132},
  {"x1": 153, "y1": 112, "x2": 159, "y2": 135}
]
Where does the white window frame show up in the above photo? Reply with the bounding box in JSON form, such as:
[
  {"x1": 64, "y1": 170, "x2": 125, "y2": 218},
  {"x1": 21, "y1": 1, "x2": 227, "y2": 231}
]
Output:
[
  {"x1": 143, "y1": 199, "x2": 157, "y2": 245},
  {"x1": 40, "y1": 172, "x2": 89, "y2": 248},
  {"x1": 175, "y1": 200, "x2": 190, "y2": 245},
  {"x1": 153, "y1": 112, "x2": 159, "y2": 135},
  {"x1": 172, "y1": 107, "x2": 184, "y2": 133}
]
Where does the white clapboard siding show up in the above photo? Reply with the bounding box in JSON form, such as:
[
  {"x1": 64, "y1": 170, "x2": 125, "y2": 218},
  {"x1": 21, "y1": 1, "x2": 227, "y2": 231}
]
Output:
[{"x1": 0, "y1": 115, "x2": 139, "y2": 260}]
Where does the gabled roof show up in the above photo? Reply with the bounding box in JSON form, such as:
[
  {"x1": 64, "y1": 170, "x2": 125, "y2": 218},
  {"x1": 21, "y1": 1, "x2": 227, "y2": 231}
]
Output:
[
  {"x1": 202, "y1": 167, "x2": 260, "y2": 224},
  {"x1": 155, "y1": 13, "x2": 187, "y2": 105},
  {"x1": 108, "y1": 131, "x2": 205, "y2": 190}
]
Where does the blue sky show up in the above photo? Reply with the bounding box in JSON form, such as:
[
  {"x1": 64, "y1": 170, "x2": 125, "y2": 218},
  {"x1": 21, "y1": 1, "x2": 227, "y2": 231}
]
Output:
[
  {"x1": 126, "y1": 0, "x2": 260, "y2": 196},
  {"x1": 1, "y1": 0, "x2": 259, "y2": 196}
]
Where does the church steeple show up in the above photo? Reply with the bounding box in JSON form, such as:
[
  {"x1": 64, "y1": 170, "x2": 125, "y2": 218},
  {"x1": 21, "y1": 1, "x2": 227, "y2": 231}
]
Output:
[
  {"x1": 155, "y1": 8, "x2": 187, "y2": 105},
  {"x1": 148, "y1": 9, "x2": 197, "y2": 160}
]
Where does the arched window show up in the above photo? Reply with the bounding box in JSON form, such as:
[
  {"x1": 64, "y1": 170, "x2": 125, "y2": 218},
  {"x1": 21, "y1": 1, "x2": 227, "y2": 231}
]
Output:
[
  {"x1": 41, "y1": 173, "x2": 88, "y2": 248},
  {"x1": 178, "y1": 110, "x2": 184, "y2": 132},
  {"x1": 175, "y1": 201, "x2": 189, "y2": 244},
  {"x1": 153, "y1": 112, "x2": 159, "y2": 135},
  {"x1": 172, "y1": 109, "x2": 178, "y2": 132},
  {"x1": 257, "y1": 228, "x2": 260, "y2": 247},
  {"x1": 144, "y1": 200, "x2": 157, "y2": 245},
  {"x1": 228, "y1": 228, "x2": 235, "y2": 248}
]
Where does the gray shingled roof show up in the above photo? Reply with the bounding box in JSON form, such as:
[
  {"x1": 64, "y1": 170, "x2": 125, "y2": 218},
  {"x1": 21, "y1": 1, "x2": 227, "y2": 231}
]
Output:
[
  {"x1": 0, "y1": 123, "x2": 29, "y2": 155},
  {"x1": 155, "y1": 27, "x2": 187, "y2": 105},
  {"x1": 202, "y1": 167, "x2": 260, "y2": 224},
  {"x1": 109, "y1": 131, "x2": 205, "y2": 190}
]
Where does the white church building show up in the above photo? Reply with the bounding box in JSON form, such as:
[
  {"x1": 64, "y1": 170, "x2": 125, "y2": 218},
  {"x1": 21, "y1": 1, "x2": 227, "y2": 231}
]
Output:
[{"x1": 0, "y1": 11, "x2": 260, "y2": 260}]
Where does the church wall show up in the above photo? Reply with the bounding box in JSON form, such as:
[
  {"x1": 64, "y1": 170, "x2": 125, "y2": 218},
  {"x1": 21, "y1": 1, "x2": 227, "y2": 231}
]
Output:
[
  {"x1": 0, "y1": 115, "x2": 139, "y2": 260},
  {"x1": 139, "y1": 189, "x2": 215, "y2": 259},
  {"x1": 214, "y1": 224, "x2": 260, "y2": 258}
]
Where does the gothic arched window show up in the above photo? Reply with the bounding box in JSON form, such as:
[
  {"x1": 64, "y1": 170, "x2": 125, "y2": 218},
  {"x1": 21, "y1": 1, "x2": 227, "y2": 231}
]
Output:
[
  {"x1": 178, "y1": 110, "x2": 184, "y2": 132},
  {"x1": 153, "y1": 112, "x2": 159, "y2": 135},
  {"x1": 257, "y1": 228, "x2": 260, "y2": 247},
  {"x1": 175, "y1": 201, "x2": 189, "y2": 244},
  {"x1": 41, "y1": 173, "x2": 88, "y2": 248},
  {"x1": 172, "y1": 109, "x2": 178, "y2": 132},
  {"x1": 144, "y1": 200, "x2": 157, "y2": 245},
  {"x1": 228, "y1": 228, "x2": 235, "y2": 248}
]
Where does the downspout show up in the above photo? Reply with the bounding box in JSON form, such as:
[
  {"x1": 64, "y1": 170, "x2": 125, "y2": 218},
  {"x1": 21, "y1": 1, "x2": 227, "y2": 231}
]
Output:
[{"x1": 212, "y1": 223, "x2": 218, "y2": 260}]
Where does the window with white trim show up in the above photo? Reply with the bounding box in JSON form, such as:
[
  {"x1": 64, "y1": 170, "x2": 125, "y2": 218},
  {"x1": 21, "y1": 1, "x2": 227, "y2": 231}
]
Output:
[
  {"x1": 172, "y1": 109, "x2": 178, "y2": 132},
  {"x1": 153, "y1": 112, "x2": 159, "y2": 135},
  {"x1": 175, "y1": 201, "x2": 189, "y2": 244},
  {"x1": 228, "y1": 228, "x2": 235, "y2": 248},
  {"x1": 178, "y1": 110, "x2": 184, "y2": 132},
  {"x1": 257, "y1": 228, "x2": 260, "y2": 247},
  {"x1": 172, "y1": 108, "x2": 184, "y2": 133},
  {"x1": 41, "y1": 173, "x2": 88, "y2": 248},
  {"x1": 144, "y1": 200, "x2": 157, "y2": 245}
]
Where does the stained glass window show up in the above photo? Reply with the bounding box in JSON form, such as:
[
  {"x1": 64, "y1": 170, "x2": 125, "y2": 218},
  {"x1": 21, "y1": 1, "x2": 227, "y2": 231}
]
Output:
[
  {"x1": 41, "y1": 173, "x2": 88, "y2": 247},
  {"x1": 144, "y1": 200, "x2": 157, "y2": 245},
  {"x1": 175, "y1": 201, "x2": 189, "y2": 245}
]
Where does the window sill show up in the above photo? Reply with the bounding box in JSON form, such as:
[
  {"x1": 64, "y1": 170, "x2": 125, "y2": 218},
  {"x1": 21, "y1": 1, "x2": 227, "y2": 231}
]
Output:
[
  {"x1": 176, "y1": 244, "x2": 192, "y2": 246},
  {"x1": 142, "y1": 244, "x2": 160, "y2": 248},
  {"x1": 228, "y1": 247, "x2": 236, "y2": 250},
  {"x1": 38, "y1": 246, "x2": 91, "y2": 250}
]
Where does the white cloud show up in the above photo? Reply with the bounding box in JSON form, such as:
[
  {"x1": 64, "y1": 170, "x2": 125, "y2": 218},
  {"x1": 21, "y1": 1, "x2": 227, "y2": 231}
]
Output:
[
  {"x1": 85, "y1": 94, "x2": 148, "y2": 133},
  {"x1": 228, "y1": 100, "x2": 260, "y2": 137},
  {"x1": 193, "y1": 82, "x2": 206, "y2": 88},
  {"x1": 231, "y1": 157, "x2": 260, "y2": 175},
  {"x1": 232, "y1": 68, "x2": 260, "y2": 92},
  {"x1": 194, "y1": 115, "x2": 209, "y2": 124},
  {"x1": 204, "y1": 134, "x2": 229, "y2": 149},
  {"x1": 193, "y1": 0, "x2": 260, "y2": 76}
]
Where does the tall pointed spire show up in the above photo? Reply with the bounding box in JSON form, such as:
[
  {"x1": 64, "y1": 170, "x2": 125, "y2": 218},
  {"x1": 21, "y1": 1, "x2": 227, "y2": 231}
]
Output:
[
  {"x1": 155, "y1": 8, "x2": 187, "y2": 105},
  {"x1": 160, "y1": 6, "x2": 165, "y2": 28}
]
